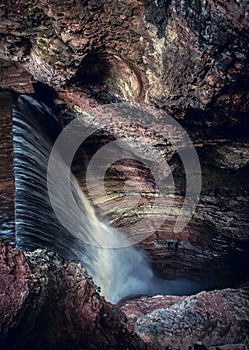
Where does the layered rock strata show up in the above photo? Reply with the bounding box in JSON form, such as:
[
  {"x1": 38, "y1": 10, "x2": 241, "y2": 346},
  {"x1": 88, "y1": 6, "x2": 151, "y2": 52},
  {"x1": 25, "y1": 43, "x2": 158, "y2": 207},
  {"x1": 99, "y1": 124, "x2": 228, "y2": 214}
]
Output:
[
  {"x1": 0, "y1": 0, "x2": 248, "y2": 349},
  {"x1": 0, "y1": 90, "x2": 15, "y2": 243}
]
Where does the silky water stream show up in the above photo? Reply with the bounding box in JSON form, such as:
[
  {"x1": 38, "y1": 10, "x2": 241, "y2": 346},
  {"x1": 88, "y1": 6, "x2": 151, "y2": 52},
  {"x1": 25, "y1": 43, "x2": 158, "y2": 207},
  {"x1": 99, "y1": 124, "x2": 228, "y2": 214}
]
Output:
[{"x1": 12, "y1": 95, "x2": 203, "y2": 303}]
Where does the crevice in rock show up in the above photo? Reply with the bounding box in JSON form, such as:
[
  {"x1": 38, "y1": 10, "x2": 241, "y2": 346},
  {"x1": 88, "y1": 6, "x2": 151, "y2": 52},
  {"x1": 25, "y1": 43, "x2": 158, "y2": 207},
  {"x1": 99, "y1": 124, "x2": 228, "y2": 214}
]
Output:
[{"x1": 142, "y1": 0, "x2": 171, "y2": 38}]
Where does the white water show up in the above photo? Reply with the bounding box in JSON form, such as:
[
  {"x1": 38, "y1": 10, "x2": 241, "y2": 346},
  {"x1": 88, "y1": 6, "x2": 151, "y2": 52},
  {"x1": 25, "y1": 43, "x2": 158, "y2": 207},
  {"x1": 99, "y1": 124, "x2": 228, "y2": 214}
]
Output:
[{"x1": 13, "y1": 95, "x2": 203, "y2": 303}]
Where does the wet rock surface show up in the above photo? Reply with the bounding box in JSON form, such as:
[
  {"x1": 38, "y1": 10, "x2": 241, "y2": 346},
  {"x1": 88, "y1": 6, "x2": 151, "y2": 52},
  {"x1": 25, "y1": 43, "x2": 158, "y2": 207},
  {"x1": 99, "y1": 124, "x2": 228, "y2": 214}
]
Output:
[
  {"x1": 67, "y1": 102, "x2": 249, "y2": 288},
  {"x1": 0, "y1": 91, "x2": 15, "y2": 243},
  {"x1": 0, "y1": 0, "x2": 249, "y2": 348},
  {"x1": 121, "y1": 288, "x2": 249, "y2": 349},
  {"x1": 1, "y1": 240, "x2": 249, "y2": 350},
  {"x1": 0, "y1": 59, "x2": 35, "y2": 94},
  {"x1": 0, "y1": 242, "x2": 144, "y2": 350}
]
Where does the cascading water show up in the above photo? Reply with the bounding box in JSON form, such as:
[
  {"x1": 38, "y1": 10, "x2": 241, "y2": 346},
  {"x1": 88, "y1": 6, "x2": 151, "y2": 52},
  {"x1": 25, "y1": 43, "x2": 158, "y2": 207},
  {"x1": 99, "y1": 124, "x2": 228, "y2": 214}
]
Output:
[{"x1": 12, "y1": 95, "x2": 203, "y2": 304}]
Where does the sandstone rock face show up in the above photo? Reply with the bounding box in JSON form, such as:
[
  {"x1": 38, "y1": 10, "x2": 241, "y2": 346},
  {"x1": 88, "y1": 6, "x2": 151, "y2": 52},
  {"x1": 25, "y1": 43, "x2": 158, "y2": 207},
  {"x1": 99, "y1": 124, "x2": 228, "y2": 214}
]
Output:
[
  {"x1": 122, "y1": 288, "x2": 249, "y2": 349},
  {"x1": 0, "y1": 0, "x2": 248, "y2": 349},
  {"x1": 0, "y1": 91, "x2": 15, "y2": 243},
  {"x1": 143, "y1": 0, "x2": 248, "y2": 116},
  {"x1": 0, "y1": 242, "x2": 144, "y2": 350},
  {"x1": 1, "y1": 241, "x2": 249, "y2": 350},
  {"x1": 0, "y1": 0, "x2": 247, "y2": 119},
  {"x1": 66, "y1": 102, "x2": 249, "y2": 288},
  {"x1": 0, "y1": 59, "x2": 35, "y2": 93}
]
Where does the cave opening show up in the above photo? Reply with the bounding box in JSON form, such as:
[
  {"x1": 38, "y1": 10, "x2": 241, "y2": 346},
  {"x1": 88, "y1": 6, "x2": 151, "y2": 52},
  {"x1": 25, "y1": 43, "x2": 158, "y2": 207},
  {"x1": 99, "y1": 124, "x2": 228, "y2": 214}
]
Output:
[{"x1": 71, "y1": 51, "x2": 142, "y2": 103}]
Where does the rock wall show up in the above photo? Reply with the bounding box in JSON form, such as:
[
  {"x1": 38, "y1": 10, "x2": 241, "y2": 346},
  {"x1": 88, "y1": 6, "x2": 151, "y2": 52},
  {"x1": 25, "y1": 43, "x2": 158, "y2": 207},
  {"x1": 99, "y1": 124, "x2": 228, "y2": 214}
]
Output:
[
  {"x1": 0, "y1": 90, "x2": 15, "y2": 243},
  {"x1": 0, "y1": 0, "x2": 248, "y2": 287},
  {"x1": 0, "y1": 0, "x2": 249, "y2": 348},
  {"x1": 0, "y1": 0, "x2": 248, "y2": 116},
  {"x1": 0, "y1": 242, "x2": 144, "y2": 350},
  {"x1": 1, "y1": 241, "x2": 249, "y2": 350},
  {"x1": 121, "y1": 288, "x2": 249, "y2": 349}
]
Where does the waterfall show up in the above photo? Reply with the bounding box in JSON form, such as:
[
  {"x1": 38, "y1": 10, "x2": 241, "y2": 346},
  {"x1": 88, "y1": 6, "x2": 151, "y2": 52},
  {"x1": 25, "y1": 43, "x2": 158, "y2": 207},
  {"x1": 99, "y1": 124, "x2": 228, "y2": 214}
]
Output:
[{"x1": 12, "y1": 95, "x2": 203, "y2": 304}]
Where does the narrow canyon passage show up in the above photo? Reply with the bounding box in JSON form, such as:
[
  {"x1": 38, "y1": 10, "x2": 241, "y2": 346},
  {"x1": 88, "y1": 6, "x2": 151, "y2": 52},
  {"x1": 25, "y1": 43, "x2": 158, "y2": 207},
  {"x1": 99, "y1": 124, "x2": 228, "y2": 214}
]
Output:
[
  {"x1": 0, "y1": 0, "x2": 248, "y2": 348},
  {"x1": 1, "y1": 89, "x2": 248, "y2": 306},
  {"x1": 12, "y1": 94, "x2": 204, "y2": 304}
]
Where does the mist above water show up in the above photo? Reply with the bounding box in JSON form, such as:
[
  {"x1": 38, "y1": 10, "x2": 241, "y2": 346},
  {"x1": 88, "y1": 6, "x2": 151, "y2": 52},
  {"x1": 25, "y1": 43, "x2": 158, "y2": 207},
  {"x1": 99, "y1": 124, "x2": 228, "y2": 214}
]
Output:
[{"x1": 12, "y1": 95, "x2": 203, "y2": 304}]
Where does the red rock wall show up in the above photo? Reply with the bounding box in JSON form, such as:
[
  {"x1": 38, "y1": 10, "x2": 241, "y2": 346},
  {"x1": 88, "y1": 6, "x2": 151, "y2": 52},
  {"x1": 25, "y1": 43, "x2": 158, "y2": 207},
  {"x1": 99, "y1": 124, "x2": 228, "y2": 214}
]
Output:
[{"x1": 0, "y1": 90, "x2": 15, "y2": 243}]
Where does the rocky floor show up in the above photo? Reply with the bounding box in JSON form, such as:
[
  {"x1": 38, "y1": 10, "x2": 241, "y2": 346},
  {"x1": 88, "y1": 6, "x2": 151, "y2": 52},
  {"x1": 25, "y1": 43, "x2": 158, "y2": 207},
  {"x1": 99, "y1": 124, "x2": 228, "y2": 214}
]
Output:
[
  {"x1": 122, "y1": 290, "x2": 249, "y2": 349},
  {"x1": 1, "y1": 241, "x2": 249, "y2": 350}
]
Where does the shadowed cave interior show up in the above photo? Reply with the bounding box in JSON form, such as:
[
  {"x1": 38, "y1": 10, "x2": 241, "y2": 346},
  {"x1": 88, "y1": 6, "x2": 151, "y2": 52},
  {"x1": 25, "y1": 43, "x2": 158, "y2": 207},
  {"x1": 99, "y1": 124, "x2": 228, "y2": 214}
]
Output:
[
  {"x1": 0, "y1": 0, "x2": 249, "y2": 348},
  {"x1": 5, "y1": 83, "x2": 249, "y2": 304},
  {"x1": 11, "y1": 93, "x2": 206, "y2": 304}
]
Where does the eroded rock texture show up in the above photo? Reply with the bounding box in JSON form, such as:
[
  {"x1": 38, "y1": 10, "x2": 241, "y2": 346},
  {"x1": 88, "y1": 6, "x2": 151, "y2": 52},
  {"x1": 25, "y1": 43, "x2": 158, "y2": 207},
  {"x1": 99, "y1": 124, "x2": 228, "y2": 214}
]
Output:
[
  {"x1": 0, "y1": 91, "x2": 15, "y2": 243},
  {"x1": 121, "y1": 289, "x2": 249, "y2": 349},
  {"x1": 1, "y1": 242, "x2": 249, "y2": 350},
  {"x1": 0, "y1": 0, "x2": 248, "y2": 113},
  {"x1": 0, "y1": 0, "x2": 249, "y2": 349},
  {"x1": 0, "y1": 242, "x2": 144, "y2": 350}
]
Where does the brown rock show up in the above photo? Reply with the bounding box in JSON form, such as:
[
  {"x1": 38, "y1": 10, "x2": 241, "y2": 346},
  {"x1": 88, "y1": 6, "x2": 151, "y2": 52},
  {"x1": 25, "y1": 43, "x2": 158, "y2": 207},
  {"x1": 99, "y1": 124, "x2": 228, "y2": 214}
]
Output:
[
  {"x1": 0, "y1": 242, "x2": 145, "y2": 350},
  {"x1": 0, "y1": 59, "x2": 35, "y2": 94},
  {"x1": 0, "y1": 1, "x2": 248, "y2": 349},
  {"x1": 0, "y1": 90, "x2": 15, "y2": 244},
  {"x1": 122, "y1": 288, "x2": 249, "y2": 349}
]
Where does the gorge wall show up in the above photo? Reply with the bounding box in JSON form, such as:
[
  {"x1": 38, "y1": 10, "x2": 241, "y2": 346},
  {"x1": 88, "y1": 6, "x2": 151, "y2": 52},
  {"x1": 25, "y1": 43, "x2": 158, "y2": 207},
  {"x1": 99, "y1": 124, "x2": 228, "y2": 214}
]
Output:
[{"x1": 0, "y1": 0, "x2": 249, "y2": 349}]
